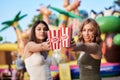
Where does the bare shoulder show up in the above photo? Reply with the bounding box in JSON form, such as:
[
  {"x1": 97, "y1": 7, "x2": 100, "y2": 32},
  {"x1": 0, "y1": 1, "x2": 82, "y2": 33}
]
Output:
[{"x1": 24, "y1": 42, "x2": 34, "y2": 59}]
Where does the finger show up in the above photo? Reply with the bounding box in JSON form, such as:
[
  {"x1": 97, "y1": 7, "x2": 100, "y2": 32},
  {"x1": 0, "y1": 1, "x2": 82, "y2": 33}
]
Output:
[
  {"x1": 47, "y1": 39, "x2": 50, "y2": 42},
  {"x1": 47, "y1": 41, "x2": 50, "y2": 45},
  {"x1": 70, "y1": 43, "x2": 76, "y2": 47},
  {"x1": 71, "y1": 38, "x2": 74, "y2": 41},
  {"x1": 71, "y1": 40, "x2": 75, "y2": 44}
]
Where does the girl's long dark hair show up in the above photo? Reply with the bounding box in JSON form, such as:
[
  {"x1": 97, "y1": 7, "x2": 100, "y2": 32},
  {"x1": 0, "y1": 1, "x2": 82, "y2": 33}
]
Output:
[
  {"x1": 29, "y1": 20, "x2": 49, "y2": 59},
  {"x1": 29, "y1": 20, "x2": 49, "y2": 43}
]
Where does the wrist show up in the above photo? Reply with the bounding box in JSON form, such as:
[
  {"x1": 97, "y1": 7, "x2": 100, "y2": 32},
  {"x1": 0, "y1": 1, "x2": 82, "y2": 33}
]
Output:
[{"x1": 41, "y1": 43, "x2": 44, "y2": 51}]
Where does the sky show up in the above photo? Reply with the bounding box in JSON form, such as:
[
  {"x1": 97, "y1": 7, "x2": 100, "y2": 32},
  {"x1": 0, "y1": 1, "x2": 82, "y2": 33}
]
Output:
[{"x1": 0, "y1": 0, "x2": 114, "y2": 43}]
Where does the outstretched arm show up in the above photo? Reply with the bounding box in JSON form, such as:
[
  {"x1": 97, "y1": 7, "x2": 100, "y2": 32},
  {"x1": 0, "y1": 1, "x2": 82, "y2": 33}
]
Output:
[
  {"x1": 74, "y1": 42, "x2": 101, "y2": 54},
  {"x1": 25, "y1": 41, "x2": 50, "y2": 53}
]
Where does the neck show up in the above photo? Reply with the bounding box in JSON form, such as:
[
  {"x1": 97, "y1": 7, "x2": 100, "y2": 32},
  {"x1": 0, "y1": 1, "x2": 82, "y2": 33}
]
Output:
[{"x1": 36, "y1": 39, "x2": 43, "y2": 43}]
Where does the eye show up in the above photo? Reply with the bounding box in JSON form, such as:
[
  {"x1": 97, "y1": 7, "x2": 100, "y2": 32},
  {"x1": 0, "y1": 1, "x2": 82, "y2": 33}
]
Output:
[
  {"x1": 112, "y1": 11, "x2": 120, "y2": 18},
  {"x1": 43, "y1": 27, "x2": 48, "y2": 31},
  {"x1": 95, "y1": 12, "x2": 104, "y2": 19},
  {"x1": 89, "y1": 29, "x2": 93, "y2": 32},
  {"x1": 37, "y1": 28, "x2": 41, "y2": 31},
  {"x1": 82, "y1": 29, "x2": 86, "y2": 32}
]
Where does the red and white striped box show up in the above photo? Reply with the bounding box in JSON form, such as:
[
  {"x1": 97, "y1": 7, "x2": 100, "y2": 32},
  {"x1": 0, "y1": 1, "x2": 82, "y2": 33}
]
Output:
[
  {"x1": 47, "y1": 30, "x2": 61, "y2": 50},
  {"x1": 60, "y1": 27, "x2": 72, "y2": 47}
]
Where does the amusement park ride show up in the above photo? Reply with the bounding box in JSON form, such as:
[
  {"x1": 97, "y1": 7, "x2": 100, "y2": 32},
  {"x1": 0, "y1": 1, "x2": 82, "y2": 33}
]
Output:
[{"x1": 0, "y1": 0, "x2": 120, "y2": 80}]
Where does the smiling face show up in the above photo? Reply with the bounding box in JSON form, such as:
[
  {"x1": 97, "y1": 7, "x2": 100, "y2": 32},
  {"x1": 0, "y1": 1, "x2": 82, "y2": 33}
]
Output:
[
  {"x1": 35, "y1": 23, "x2": 48, "y2": 42},
  {"x1": 82, "y1": 23, "x2": 95, "y2": 43},
  {"x1": 78, "y1": 18, "x2": 102, "y2": 44}
]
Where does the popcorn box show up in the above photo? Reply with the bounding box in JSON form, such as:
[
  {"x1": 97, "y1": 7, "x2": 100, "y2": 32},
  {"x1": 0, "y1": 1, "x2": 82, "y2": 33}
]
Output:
[
  {"x1": 60, "y1": 27, "x2": 72, "y2": 47},
  {"x1": 47, "y1": 30, "x2": 61, "y2": 50}
]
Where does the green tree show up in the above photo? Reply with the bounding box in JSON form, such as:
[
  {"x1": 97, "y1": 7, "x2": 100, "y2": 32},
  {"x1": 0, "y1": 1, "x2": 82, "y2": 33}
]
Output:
[
  {"x1": 28, "y1": 13, "x2": 43, "y2": 28},
  {"x1": 0, "y1": 36, "x2": 3, "y2": 41}
]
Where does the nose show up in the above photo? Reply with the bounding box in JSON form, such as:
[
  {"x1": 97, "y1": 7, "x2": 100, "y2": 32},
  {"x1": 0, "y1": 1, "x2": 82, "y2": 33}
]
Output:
[
  {"x1": 85, "y1": 30, "x2": 89, "y2": 35},
  {"x1": 41, "y1": 29, "x2": 44, "y2": 32}
]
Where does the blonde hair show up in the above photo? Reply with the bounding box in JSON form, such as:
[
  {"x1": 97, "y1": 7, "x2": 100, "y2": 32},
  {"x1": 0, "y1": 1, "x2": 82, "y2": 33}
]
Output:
[{"x1": 78, "y1": 18, "x2": 102, "y2": 44}]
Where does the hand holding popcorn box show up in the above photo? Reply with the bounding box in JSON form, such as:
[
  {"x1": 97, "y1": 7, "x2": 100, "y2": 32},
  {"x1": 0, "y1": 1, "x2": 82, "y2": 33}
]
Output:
[
  {"x1": 60, "y1": 27, "x2": 72, "y2": 48},
  {"x1": 47, "y1": 26, "x2": 72, "y2": 50},
  {"x1": 47, "y1": 30, "x2": 61, "y2": 50}
]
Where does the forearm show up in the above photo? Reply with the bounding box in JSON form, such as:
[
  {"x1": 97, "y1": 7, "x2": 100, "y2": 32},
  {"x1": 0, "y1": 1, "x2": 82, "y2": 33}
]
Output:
[
  {"x1": 74, "y1": 42, "x2": 100, "y2": 53},
  {"x1": 73, "y1": 42, "x2": 84, "y2": 51},
  {"x1": 26, "y1": 42, "x2": 45, "y2": 53}
]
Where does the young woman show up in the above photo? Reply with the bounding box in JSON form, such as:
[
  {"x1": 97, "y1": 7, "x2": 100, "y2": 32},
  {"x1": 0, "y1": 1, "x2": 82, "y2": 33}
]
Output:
[
  {"x1": 70, "y1": 18, "x2": 102, "y2": 80},
  {"x1": 24, "y1": 20, "x2": 52, "y2": 80}
]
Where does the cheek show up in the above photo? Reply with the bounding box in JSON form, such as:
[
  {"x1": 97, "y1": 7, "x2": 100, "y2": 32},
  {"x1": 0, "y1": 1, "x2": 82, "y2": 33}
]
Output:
[
  {"x1": 90, "y1": 33, "x2": 95, "y2": 40},
  {"x1": 41, "y1": 32, "x2": 47, "y2": 39},
  {"x1": 90, "y1": 35, "x2": 94, "y2": 39},
  {"x1": 82, "y1": 32, "x2": 86, "y2": 36},
  {"x1": 44, "y1": 33, "x2": 47, "y2": 38},
  {"x1": 35, "y1": 29, "x2": 39, "y2": 34},
  {"x1": 35, "y1": 31, "x2": 39, "y2": 36},
  {"x1": 44, "y1": 32, "x2": 47, "y2": 36},
  {"x1": 89, "y1": 31, "x2": 94, "y2": 35}
]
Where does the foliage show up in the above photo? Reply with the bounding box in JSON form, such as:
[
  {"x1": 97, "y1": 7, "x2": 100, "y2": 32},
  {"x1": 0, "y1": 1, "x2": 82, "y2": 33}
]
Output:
[
  {"x1": 0, "y1": 36, "x2": 3, "y2": 41},
  {"x1": 28, "y1": 14, "x2": 43, "y2": 28}
]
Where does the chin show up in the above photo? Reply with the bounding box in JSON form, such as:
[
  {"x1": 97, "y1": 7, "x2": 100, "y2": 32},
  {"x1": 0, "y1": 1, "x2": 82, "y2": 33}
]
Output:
[
  {"x1": 37, "y1": 38, "x2": 45, "y2": 41},
  {"x1": 39, "y1": 37, "x2": 45, "y2": 39},
  {"x1": 84, "y1": 40, "x2": 90, "y2": 42}
]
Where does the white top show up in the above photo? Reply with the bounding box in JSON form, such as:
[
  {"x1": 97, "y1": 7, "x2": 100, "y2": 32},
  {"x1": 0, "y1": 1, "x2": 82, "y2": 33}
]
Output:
[{"x1": 24, "y1": 52, "x2": 53, "y2": 80}]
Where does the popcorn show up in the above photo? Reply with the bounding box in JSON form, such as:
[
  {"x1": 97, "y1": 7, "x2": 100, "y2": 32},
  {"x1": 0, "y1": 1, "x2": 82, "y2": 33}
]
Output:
[
  {"x1": 47, "y1": 30, "x2": 61, "y2": 50},
  {"x1": 47, "y1": 26, "x2": 72, "y2": 50},
  {"x1": 60, "y1": 27, "x2": 72, "y2": 47}
]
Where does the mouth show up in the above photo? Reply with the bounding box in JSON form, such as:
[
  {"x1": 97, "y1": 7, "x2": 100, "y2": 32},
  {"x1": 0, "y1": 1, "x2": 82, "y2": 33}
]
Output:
[
  {"x1": 40, "y1": 33, "x2": 45, "y2": 36},
  {"x1": 84, "y1": 36, "x2": 89, "y2": 39}
]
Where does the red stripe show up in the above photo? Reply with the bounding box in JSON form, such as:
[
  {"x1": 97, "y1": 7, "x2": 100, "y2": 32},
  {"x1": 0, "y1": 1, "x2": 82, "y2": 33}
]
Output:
[
  {"x1": 50, "y1": 31, "x2": 53, "y2": 50},
  {"x1": 48, "y1": 31, "x2": 52, "y2": 50},
  {"x1": 54, "y1": 30, "x2": 56, "y2": 36},
  {"x1": 63, "y1": 27, "x2": 66, "y2": 34}
]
